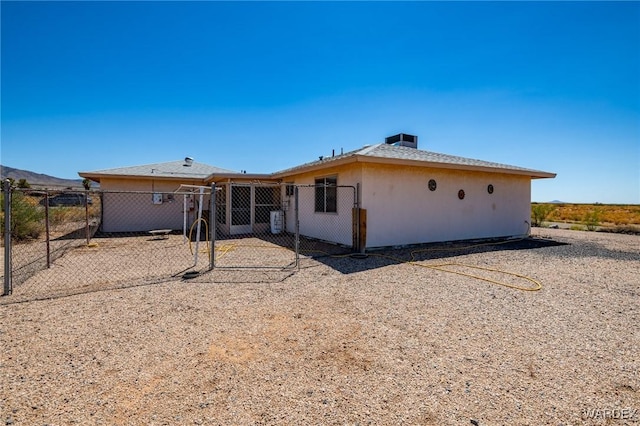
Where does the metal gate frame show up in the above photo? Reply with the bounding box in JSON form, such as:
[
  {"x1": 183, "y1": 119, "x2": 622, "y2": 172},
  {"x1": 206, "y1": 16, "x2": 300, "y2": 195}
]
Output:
[
  {"x1": 210, "y1": 183, "x2": 360, "y2": 270},
  {"x1": 210, "y1": 182, "x2": 295, "y2": 270}
]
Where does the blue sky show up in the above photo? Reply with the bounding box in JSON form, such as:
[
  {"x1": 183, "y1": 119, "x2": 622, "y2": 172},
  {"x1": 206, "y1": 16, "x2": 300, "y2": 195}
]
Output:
[{"x1": 1, "y1": 1, "x2": 638, "y2": 203}]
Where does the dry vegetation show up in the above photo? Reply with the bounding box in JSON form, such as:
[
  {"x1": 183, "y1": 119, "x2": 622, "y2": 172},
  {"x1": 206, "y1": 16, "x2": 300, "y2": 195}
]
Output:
[
  {"x1": 532, "y1": 203, "x2": 640, "y2": 232},
  {"x1": 47, "y1": 204, "x2": 101, "y2": 226}
]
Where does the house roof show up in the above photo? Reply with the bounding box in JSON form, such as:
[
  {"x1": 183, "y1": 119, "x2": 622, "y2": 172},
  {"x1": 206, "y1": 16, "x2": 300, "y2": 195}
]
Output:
[
  {"x1": 79, "y1": 160, "x2": 238, "y2": 182},
  {"x1": 79, "y1": 144, "x2": 556, "y2": 183},
  {"x1": 272, "y1": 143, "x2": 556, "y2": 179}
]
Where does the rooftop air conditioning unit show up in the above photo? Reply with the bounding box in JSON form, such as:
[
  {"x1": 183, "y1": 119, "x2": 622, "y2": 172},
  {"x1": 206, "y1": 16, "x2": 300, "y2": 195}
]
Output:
[{"x1": 385, "y1": 133, "x2": 418, "y2": 149}]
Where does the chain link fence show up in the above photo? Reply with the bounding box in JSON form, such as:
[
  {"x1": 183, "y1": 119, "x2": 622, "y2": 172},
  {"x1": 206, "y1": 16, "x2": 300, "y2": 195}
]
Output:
[
  {"x1": 2, "y1": 188, "x2": 101, "y2": 288},
  {"x1": 295, "y1": 184, "x2": 357, "y2": 256},
  {"x1": 2, "y1": 183, "x2": 359, "y2": 303},
  {"x1": 212, "y1": 183, "x2": 356, "y2": 269}
]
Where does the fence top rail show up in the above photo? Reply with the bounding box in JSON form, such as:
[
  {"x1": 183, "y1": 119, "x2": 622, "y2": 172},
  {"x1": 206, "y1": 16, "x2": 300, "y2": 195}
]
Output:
[
  {"x1": 10, "y1": 189, "x2": 217, "y2": 196},
  {"x1": 97, "y1": 189, "x2": 214, "y2": 195},
  {"x1": 12, "y1": 188, "x2": 91, "y2": 194},
  {"x1": 10, "y1": 185, "x2": 357, "y2": 194},
  {"x1": 175, "y1": 184, "x2": 217, "y2": 192},
  {"x1": 294, "y1": 184, "x2": 357, "y2": 189},
  {"x1": 216, "y1": 182, "x2": 285, "y2": 187}
]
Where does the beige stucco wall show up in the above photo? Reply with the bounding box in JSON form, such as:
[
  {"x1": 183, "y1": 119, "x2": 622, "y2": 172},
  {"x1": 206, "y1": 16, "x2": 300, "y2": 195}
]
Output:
[
  {"x1": 282, "y1": 163, "x2": 361, "y2": 246},
  {"x1": 94, "y1": 163, "x2": 533, "y2": 245},
  {"x1": 281, "y1": 161, "x2": 532, "y2": 248},
  {"x1": 99, "y1": 178, "x2": 210, "y2": 233},
  {"x1": 101, "y1": 192, "x2": 186, "y2": 232},
  {"x1": 360, "y1": 164, "x2": 531, "y2": 247}
]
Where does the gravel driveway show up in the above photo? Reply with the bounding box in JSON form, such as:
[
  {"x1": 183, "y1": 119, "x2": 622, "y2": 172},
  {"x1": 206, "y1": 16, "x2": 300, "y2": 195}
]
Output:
[{"x1": 1, "y1": 228, "x2": 638, "y2": 425}]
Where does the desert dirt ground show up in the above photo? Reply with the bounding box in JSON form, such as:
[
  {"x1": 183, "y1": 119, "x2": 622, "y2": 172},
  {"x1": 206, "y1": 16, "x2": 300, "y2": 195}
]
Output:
[{"x1": 1, "y1": 228, "x2": 639, "y2": 425}]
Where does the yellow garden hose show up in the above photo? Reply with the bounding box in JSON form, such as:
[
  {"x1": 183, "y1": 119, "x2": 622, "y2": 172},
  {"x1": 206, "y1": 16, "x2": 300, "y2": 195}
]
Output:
[
  {"x1": 214, "y1": 243, "x2": 236, "y2": 260},
  {"x1": 346, "y1": 238, "x2": 543, "y2": 291},
  {"x1": 188, "y1": 218, "x2": 210, "y2": 256},
  {"x1": 365, "y1": 252, "x2": 542, "y2": 292},
  {"x1": 405, "y1": 239, "x2": 542, "y2": 291},
  {"x1": 209, "y1": 237, "x2": 542, "y2": 291}
]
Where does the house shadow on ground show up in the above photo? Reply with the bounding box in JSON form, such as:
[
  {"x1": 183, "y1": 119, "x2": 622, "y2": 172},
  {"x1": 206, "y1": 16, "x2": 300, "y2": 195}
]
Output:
[
  {"x1": 218, "y1": 233, "x2": 569, "y2": 275},
  {"x1": 304, "y1": 237, "x2": 569, "y2": 275}
]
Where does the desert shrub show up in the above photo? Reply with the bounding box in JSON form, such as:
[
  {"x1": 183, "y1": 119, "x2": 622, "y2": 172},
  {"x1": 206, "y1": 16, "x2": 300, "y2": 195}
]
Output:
[
  {"x1": 17, "y1": 178, "x2": 31, "y2": 189},
  {"x1": 583, "y1": 209, "x2": 602, "y2": 231},
  {"x1": 0, "y1": 191, "x2": 45, "y2": 241},
  {"x1": 531, "y1": 203, "x2": 556, "y2": 227},
  {"x1": 570, "y1": 224, "x2": 585, "y2": 231}
]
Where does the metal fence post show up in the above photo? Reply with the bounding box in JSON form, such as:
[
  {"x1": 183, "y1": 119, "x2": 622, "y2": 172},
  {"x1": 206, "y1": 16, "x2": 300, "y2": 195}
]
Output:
[
  {"x1": 294, "y1": 185, "x2": 300, "y2": 268},
  {"x1": 45, "y1": 190, "x2": 51, "y2": 268},
  {"x1": 85, "y1": 189, "x2": 90, "y2": 245},
  {"x1": 356, "y1": 183, "x2": 364, "y2": 254},
  {"x1": 355, "y1": 183, "x2": 360, "y2": 253},
  {"x1": 209, "y1": 183, "x2": 216, "y2": 270},
  {"x1": 3, "y1": 180, "x2": 12, "y2": 296},
  {"x1": 99, "y1": 191, "x2": 104, "y2": 233}
]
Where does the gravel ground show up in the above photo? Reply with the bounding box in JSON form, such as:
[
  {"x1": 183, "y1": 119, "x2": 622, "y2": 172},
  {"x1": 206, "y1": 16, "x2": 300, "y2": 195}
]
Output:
[{"x1": 1, "y1": 228, "x2": 639, "y2": 425}]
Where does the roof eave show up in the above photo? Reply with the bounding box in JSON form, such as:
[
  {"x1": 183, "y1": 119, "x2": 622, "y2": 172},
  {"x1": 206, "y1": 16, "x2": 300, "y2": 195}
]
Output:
[
  {"x1": 78, "y1": 172, "x2": 102, "y2": 183},
  {"x1": 355, "y1": 155, "x2": 555, "y2": 178},
  {"x1": 205, "y1": 172, "x2": 276, "y2": 182},
  {"x1": 271, "y1": 155, "x2": 357, "y2": 179},
  {"x1": 77, "y1": 172, "x2": 208, "y2": 182},
  {"x1": 272, "y1": 154, "x2": 555, "y2": 179}
]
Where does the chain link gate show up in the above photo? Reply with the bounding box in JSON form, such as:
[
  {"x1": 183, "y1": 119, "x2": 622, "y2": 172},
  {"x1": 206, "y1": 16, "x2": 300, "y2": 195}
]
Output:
[
  {"x1": 211, "y1": 183, "x2": 358, "y2": 269},
  {"x1": 212, "y1": 182, "x2": 297, "y2": 269},
  {"x1": 294, "y1": 184, "x2": 359, "y2": 257}
]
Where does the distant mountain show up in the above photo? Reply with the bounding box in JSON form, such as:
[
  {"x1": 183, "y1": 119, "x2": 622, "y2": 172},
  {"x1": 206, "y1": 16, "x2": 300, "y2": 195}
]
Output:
[
  {"x1": 0, "y1": 165, "x2": 88, "y2": 189},
  {"x1": 549, "y1": 200, "x2": 567, "y2": 204}
]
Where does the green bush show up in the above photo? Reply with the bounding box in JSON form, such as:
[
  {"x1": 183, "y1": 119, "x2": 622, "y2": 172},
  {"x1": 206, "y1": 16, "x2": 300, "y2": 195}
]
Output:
[
  {"x1": 1, "y1": 191, "x2": 45, "y2": 241},
  {"x1": 583, "y1": 209, "x2": 602, "y2": 231},
  {"x1": 17, "y1": 178, "x2": 31, "y2": 189},
  {"x1": 531, "y1": 203, "x2": 556, "y2": 227}
]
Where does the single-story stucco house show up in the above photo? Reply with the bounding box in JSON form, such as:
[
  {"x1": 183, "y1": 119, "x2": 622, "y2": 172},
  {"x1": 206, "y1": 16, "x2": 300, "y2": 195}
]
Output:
[
  {"x1": 79, "y1": 134, "x2": 555, "y2": 249},
  {"x1": 79, "y1": 159, "x2": 238, "y2": 233}
]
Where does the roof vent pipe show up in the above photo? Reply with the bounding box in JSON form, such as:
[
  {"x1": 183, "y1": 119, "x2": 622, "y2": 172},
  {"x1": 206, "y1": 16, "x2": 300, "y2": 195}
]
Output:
[{"x1": 184, "y1": 157, "x2": 194, "y2": 167}]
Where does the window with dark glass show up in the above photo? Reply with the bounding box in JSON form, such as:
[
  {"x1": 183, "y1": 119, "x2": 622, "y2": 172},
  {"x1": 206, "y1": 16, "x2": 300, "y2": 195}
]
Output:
[
  {"x1": 314, "y1": 177, "x2": 337, "y2": 213},
  {"x1": 286, "y1": 184, "x2": 295, "y2": 197}
]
